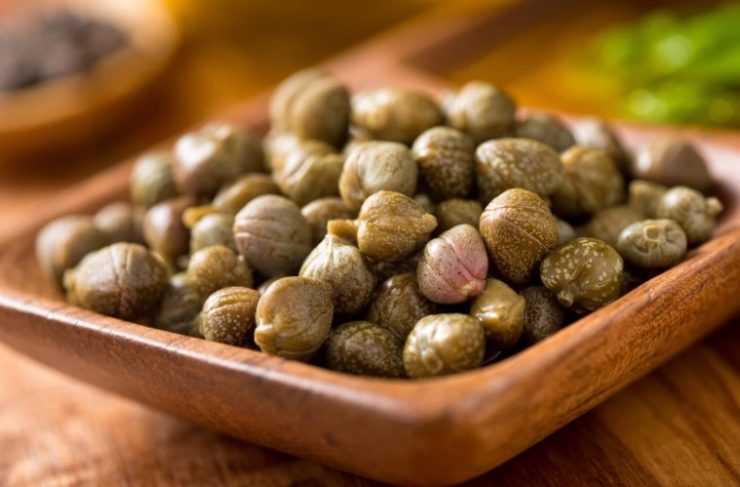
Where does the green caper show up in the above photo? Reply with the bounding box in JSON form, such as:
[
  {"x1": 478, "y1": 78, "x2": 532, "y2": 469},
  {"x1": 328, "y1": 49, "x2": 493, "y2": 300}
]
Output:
[
  {"x1": 470, "y1": 279, "x2": 525, "y2": 350},
  {"x1": 475, "y1": 138, "x2": 564, "y2": 203},
  {"x1": 326, "y1": 321, "x2": 404, "y2": 378},
  {"x1": 403, "y1": 314, "x2": 485, "y2": 379},
  {"x1": 442, "y1": 81, "x2": 516, "y2": 143},
  {"x1": 521, "y1": 286, "x2": 566, "y2": 344},
  {"x1": 514, "y1": 111, "x2": 575, "y2": 152},
  {"x1": 366, "y1": 272, "x2": 435, "y2": 340},
  {"x1": 186, "y1": 245, "x2": 253, "y2": 301},
  {"x1": 411, "y1": 126, "x2": 474, "y2": 200},
  {"x1": 556, "y1": 218, "x2": 576, "y2": 245},
  {"x1": 580, "y1": 205, "x2": 645, "y2": 247},
  {"x1": 617, "y1": 219, "x2": 687, "y2": 269},
  {"x1": 36, "y1": 215, "x2": 109, "y2": 286},
  {"x1": 130, "y1": 151, "x2": 178, "y2": 209},
  {"x1": 212, "y1": 173, "x2": 280, "y2": 214},
  {"x1": 628, "y1": 180, "x2": 668, "y2": 218},
  {"x1": 572, "y1": 117, "x2": 629, "y2": 174},
  {"x1": 190, "y1": 213, "x2": 236, "y2": 252},
  {"x1": 254, "y1": 276, "x2": 334, "y2": 361},
  {"x1": 93, "y1": 202, "x2": 144, "y2": 244},
  {"x1": 64, "y1": 243, "x2": 168, "y2": 320},
  {"x1": 273, "y1": 138, "x2": 344, "y2": 206},
  {"x1": 434, "y1": 198, "x2": 482, "y2": 233},
  {"x1": 200, "y1": 286, "x2": 260, "y2": 345},
  {"x1": 540, "y1": 238, "x2": 623, "y2": 313},
  {"x1": 479, "y1": 188, "x2": 558, "y2": 285},
  {"x1": 155, "y1": 272, "x2": 202, "y2": 335},
  {"x1": 143, "y1": 196, "x2": 194, "y2": 265},
  {"x1": 301, "y1": 197, "x2": 356, "y2": 246},
  {"x1": 632, "y1": 138, "x2": 712, "y2": 192},
  {"x1": 656, "y1": 186, "x2": 723, "y2": 245}
]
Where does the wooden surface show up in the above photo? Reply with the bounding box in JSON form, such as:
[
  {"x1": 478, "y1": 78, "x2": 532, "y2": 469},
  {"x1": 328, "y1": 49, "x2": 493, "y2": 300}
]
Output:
[{"x1": 1, "y1": 1, "x2": 740, "y2": 486}]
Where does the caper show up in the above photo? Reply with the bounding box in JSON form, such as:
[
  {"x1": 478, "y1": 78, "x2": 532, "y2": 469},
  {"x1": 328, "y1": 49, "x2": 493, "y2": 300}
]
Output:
[
  {"x1": 326, "y1": 321, "x2": 404, "y2": 378},
  {"x1": 301, "y1": 197, "x2": 356, "y2": 246},
  {"x1": 434, "y1": 199, "x2": 482, "y2": 233},
  {"x1": 233, "y1": 195, "x2": 312, "y2": 277},
  {"x1": 470, "y1": 279, "x2": 525, "y2": 350},
  {"x1": 186, "y1": 245, "x2": 253, "y2": 301},
  {"x1": 63, "y1": 243, "x2": 168, "y2": 320},
  {"x1": 254, "y1": 276, "x2": 334, "y2": 361},
  {"x1": 540, "y1": 238, "x2": 623, "y2": 313},
  {"x1": 403, "y1": 314, "x2": 485, "y2": 379},
  {"x1": 269, "y1": 69, "x2": 350, "y2": 147},
  {"x1": 580, "y1": 205, "x2": 645, "y2": 247},
  {"x1": 556, "y1": 218, "x2": 577, "y2": 245},
  {"x1": 143, "y1": 196, "x2": 195, "y2": 265},
  {"x1": 655, "y1": 186, "x2": 723, "y2": 245},
  {"x1": 339, "y1": 141, "x2": 418, "y2": 211},
  {"x1": 521, "y1": 286, "x2": 566, "y2": 344},
  {"x1": 617, "y1": 219, "x2": 687, "y2": 269},
  {"x1": 173, "y1": 123, "x2": 264, "y2": 197},
  {"x1": 328, "y1": 191, "x2": 437, "y2": 262},
  {"x1": 417, "y1": 224, "x2": 488, "y2": 304},
  {"x1": 93, "y1": 202, "x2": 144, "y2": 244},
  {"x1": 366, "y1": 272, "x2": 434, "y2": 340},
  {"x1": 155, "y1": 272, "x2": 202, "y2": 335},
  {"x1": 200, "y1": 286, "x2": 260, "y2": 345},
  {"x1": 212, "y1": 173, "x2": 280, "y2": 215},
  {"x1": 366, "y1": 252, "x2": 422, "y2": 284},
  {"x1": 190, "y1": 213, "x2": 236, "y2": 252},
  {"x1": 632, "y1": 138, "x2": 712, "y2": 192},
  {"x1": 351, "y1": 88, "x2": 443, "y2": 144},
  {"x1": 514, "y1": 111, "x2": 575, "y2": 152},
  {"x1": 412, "y1": 126, "x2": 474, "y2": 200},
  {"x1": 442, "y1": 81, "x2": 516, "y2": 143},
  {"x1": 479, "y1": 188, "x2": 558, "y2": 285},
  {"x1": 572, "y1": 117, "x2": 629, "y2": 174},
  {"x1": 475, "y1": 138, "x2": 564, "y2": 203},
  {"x1": 130, "y1": 151, "x2": 178, "y2": 209},
  {"x1": 273, "y1": 137, "x2": 344, "y2": 206},
  {"x1": 36, "y1": 215, "x2": 109, "y2": 285},
  {"x1": 552, "y1": 145, "x2": 625, "y2": 219},
  {"x1": 628, "y1": 180, "x2": 668, "y2": 218},
  {"x1": 299, "y1": 234, "x2": 375, "y2": 317}
]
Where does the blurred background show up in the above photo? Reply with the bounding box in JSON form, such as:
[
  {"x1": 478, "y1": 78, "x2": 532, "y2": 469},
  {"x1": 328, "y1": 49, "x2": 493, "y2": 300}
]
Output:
[{"x1": 0, "y1": 0, "x2": 738, "y2": 227}]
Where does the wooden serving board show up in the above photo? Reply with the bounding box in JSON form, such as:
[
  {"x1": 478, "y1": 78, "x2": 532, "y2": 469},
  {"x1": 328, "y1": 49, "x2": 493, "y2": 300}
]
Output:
[{"x1": 1, "y1": 3, "x2": 740, "y2": 485}]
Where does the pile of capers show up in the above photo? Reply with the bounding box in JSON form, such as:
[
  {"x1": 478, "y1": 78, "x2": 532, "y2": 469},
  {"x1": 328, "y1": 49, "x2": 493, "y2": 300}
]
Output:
[{"x1": 36, "y1": 70, "x2": 723, "y2": 380}]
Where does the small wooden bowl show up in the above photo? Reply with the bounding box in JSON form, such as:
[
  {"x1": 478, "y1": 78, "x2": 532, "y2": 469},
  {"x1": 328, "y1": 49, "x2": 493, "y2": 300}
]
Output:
[{"x1": 0, "y1": 0, "x2": 178, "y2": 160}]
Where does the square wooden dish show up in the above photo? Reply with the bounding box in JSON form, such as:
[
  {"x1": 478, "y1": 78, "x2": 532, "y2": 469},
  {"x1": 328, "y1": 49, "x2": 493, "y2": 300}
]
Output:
[{"x1": 1, "y1": 4, "x2": 740, "y2": 485}]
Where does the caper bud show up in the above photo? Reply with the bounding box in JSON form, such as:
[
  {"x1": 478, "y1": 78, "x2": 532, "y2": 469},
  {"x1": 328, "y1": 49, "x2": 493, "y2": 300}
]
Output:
[
  {"x1": 351, "y1": 88, "x2": 443, "y2": 144},
  {"x1": 617, "y1": 219, "x2": 687, "y2": 269},
  {"x1": 411, "y1": 126, "x2": 474, "y2": 200},
  {"x1": 326, "y1": 321, "x2": 404, "y2": 378},
  {"x1": 143, "y1": 196, "x2": 194, "y2": 265},
  {"x1": 632, "y1": 138, "x2": 712, "y2": 192},
  {"x1": 656, "y1": 186, "x2": 723, "y2": 245},
  {"x1": 200, "y1": 286, "x2": 260, "y2": 345},
  {"x1": 417, "y1": 224, "x2": 488, "y2": 304},
  {"x1": 301, "y1": 197, "x2": 356, "y2": 246},
  {"x1": 328, "y1": 191, "x2": 437, "y2": 262},
  {"x1": 414, "y1": 193, "x2": 436, "y2": 214},
  {"x1": 190, "y1": 213, "x2": 236, "y2": 252},
  {"x1": 182, "y1": 204, "x2": 217, "y2": 229},
  {"x1": 155, "y1": 273, "x2": 202, "y2": 335},
  {"x1": 273, "y1": 138, "x2": 344, "y2": 206},
  {"x1": 514, "y1": 111, "x2": 575, "y2": 152},
  {"x1": 212, "y1": 174, "x2": 280, "y2": 215},
  {"x1": 540, "y1": 238, "x2": 623, "y2": 313},
  {"x1": 130, "y1": 151, "x2": 178, "y2": 209},
  {"x1": 299, "y1": 235, "x2": 375, "y2": 317},
  {"x1": 434, "y1": 199, "x2": 482, "y2": 233},
  {"x1": 93, "y1": 202, "x2": 144, "y2": 244},
  {"x1": 254, "y1": 276, "x2": 334, "y2": 361},
  {"x1": 366, "y1": 272, "x2": 434, "y2": 340},
  {"x1": 442, "y1": 81, "x2": 516, "y2": 143},
  {"x1": 186, "y1": 245, "x2": 253, "y2": 300},
  {"x1": 479, "y1": 188, "x2": 558, "y2": 285},
  {"x1": 556, "y1": 218, "x2": 576, "y2": 245},
  {"x1": 173, "y1": 123, "x2": 264, "y2": 197},
  {"x1": 572, "y1": 117, "x2": 629, "y2": 174},
  {"x1": 521, "y1": 286, "x2": 565, "y2": 344},
  {"x1": 339, "y1": 141, "x2": 418, "y2": 211},
  {"x1": 403, "y1": 314, "x2": 485, "y2": 379},
  {"x1": 628, "y1": 180, "x2": 667, "y2": 218},
  {"x1": 366, "y1": 252, "x2": 422, "y2": 284},
  {"x1": 580, "y1": 205, "x2": 645, "y2": 247},
  {"x1": 63, "y1": 243, "x2": 168, "y2": 320},
  {"x1": 470, "y1": 279, "x2": 525, "y2": 350},
  {"x1": 475, "y1": 138, "x2": 564, "y2": 203},
  {"x1": 269, "y1": 69, "x2": 350, "y2": 146},
  {"x1": 233, "y1": 195, "x2": 312, "y2": 277},
  {"x1": 552, "y1": 146, "x2": 625, "y2": 219},
  {"x1": 36, "y1": 215, "x2": 109, "y2": 285}
]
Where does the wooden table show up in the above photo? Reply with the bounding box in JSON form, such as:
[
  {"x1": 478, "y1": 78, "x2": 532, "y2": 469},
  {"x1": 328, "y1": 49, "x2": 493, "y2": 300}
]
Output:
[{"x1": 1, "y1": 2, "x2": 739, "y2": 485}]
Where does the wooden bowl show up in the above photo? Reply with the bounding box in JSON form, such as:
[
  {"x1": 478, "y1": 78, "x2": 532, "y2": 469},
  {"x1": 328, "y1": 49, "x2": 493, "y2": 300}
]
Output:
[
  {"x1": 1, "y1": 8, "x2": 740, "y2": 486},
  {"x1": 0, "y1": 0, "x2": 179, "y2": 160}
]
